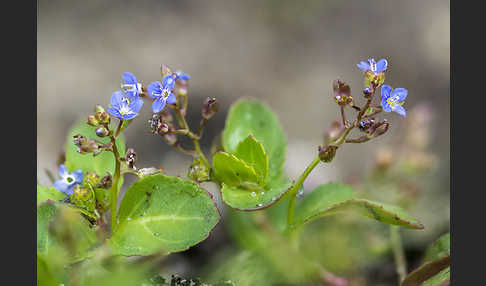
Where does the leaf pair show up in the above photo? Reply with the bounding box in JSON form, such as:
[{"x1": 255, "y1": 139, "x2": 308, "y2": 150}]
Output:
[{"x1": 213, "y1": 99, "x2": 291, "y2": 211}]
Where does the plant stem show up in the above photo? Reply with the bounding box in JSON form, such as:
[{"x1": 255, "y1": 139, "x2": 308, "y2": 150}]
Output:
[
  {"x1": 286, "y1": 156, "x2": 321, "y2": 227},
  {"x1": 109, "y1": 119, "x2": 123, "y2": 231},
  {"x1": 390, "y1": 226, "x2": 407, "y2": 284}
]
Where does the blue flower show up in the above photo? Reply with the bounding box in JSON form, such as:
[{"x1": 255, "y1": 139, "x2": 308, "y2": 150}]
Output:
[
  {"x1": 146, "y1": 75, "x2": 177, "y2": 113},
  {"x1": 175, "y1": 70, "x2": 190, "y2": 81},
  {"x1": 107, "y1": 90, "x2": 144, "y2": 120},
  {"x1": 121, "y1": 72, "x2": 142, "y2": 98},
  {"x1": 381, "y1": 85, "x2": 407, "y2": 117},
  {"x1": 357, "y1": 58, "x2": 388, "y2": 75},
  {"x1": 53, "y1": 164, "x2": 83, "y2": 195}
]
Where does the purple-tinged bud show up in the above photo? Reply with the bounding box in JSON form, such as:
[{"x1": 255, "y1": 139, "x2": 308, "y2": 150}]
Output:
[
  {"x1": 96, "y1": 173, "x2": 113, "y2": 189},
  {"x1": 87, "y1": 115, "x2": 99, "y2": 127},
  {"x1": 160, "y1": 64, "x2": 172, "y2": 78},
  {"x1": 318, "y1": 145, "x2": 338, "y2": 163},
  {"x1": 202, "y1": 97, "x2": 220, "y2": 119},
  {"x1": 95, "y1": 127, "x2": 110, "y2": 137},
  {"x1": 363, "y1": 87, "x2": 372, "y2": 98},
  {"x1": 95, "y1": 111, "x2": 110, "y2": 125},
  {"x1": 84, "y1": 172, "x2": 100, "y2": 187},
  {"x1": 324, "y1": 120, "x2": 344, "y2": 145},
  {"x1": 158, "y1": 123, "x2": 169, "y2": 135},
  {"x1": 125, "y1": 148, "x2": 137, "y2": 169},
  {"x1": 70, "y1": 185, "x2": 96, "y2": 212},
  {"x1": 148, "y1": 114, "x2": 162, "y2": 134},
  {"x1": 94, "y1": 105, "x2": 105, "y2": 114},
  {"x1": 73, "y1": 134, "x2": 87, "y2": 147},
  {"x1": 358, "y1": 117, "x2": 377, "y2": 131},
  {"x1": 333, "y1": 79, "x2": 353, "y2": 106}
]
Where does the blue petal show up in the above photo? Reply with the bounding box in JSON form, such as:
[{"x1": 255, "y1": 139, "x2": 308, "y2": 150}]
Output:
[
  {"x1": 162, "y1": 75, "x2": 175, "y2": 90},
  {"x1": 375, "y1": 59, "x2": 388, "y2": 73},
  {"x1": 147, "y1": 81, "x2": 162, "y2": 99},
  {"x1": 381, "y1": 85, "x2": 392, "y2": 100},
  {"x1": 125, "y1": 90, "x2": 138, "y2": 102},
  {"x1": 53, "y1": 180, "x2": 68, "y2": 194},
  {"x1": 176, "y1": 71, "x2": 190, "y2": 80},
  {"x1": 107, "y1": 107, "x2": 122, "y2": 118},
  {"x1": 122, "y1": 72, "x2": 137, "y2": 84},
  {"x1": 122, "y1": 112, "x2": 139, "y2": 120},
  {"x1": 152, "y1": 97, "x2": 167, "y2": 113},
  {"x1": 129, "y1": 97, "x2": 144, "y2": 113},
  {"x1": 59, "y1": 164, "x2": 68, "y2": 177},
  {"x1": 393, "y1": 105, "x2": 407, "y2": 117},
  {"x1": 357, "y1": 61, "x2": 370, "y2": 71},
  {"x1": 381, "y1": 98, "x2": 392, "y2": 112},
  {"x1": 392, "y1": 88, "x2": 408, "y2": 102},
  {"x1": 65, "y1": 185, "x2": 75, "y2": 196},
  {"x1": 167, "y1": 93, "x2": 177, "y2": 105},
  {"x1": 72, "y1": 170, "x2": 84, "y2": 184},
  {"x1": 110, "y1": 90, "x2": 125, "y2": 107},
  {"x1": 368, "y1": 58, "x2": 376, "y2": 66}
]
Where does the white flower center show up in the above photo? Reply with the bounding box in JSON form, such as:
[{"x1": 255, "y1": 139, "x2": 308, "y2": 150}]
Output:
[
  {"x1": 386, "y1": 95, "x2": 402, "y2": 108},
  {"x1": 121, "y1": 83, "x2": 142, "y2": 94},
  {"x1": 119, "y1": 104, "x2": 134, "y2": 115},
  {"x1": 62, "y1": 174, "x2": 76, "y2": 185},
  {"x1": 370, "y1": 60, "x2": 377, "y2": 72}
]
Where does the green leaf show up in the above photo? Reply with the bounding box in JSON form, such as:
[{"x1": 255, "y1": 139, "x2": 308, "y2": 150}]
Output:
[
  {"x1": 401, "y1": 255, "x2": 450, "y2": 286},
  {"x1": 65, "y1": 119, "x2": 126, "y2": 175},
  {"x1": 37, "y1": 202, "x2": 98, "y2": 262},
  {"x1": 423, "y1": 233, "x2": 450, "y2": 263},
  {"x1": 109, "y1": 174, "x2": 220, "y2": 256},
  {"x1": 37, "y1": 185, "x2": 66, "y2": 204},
  {"x1": 421, "y1": 267, "x2": 450, "y2": 286},
  {"x1": 221, "y1": 180, "x2": 292, "y2": 211},
  {"x1": 234, "y1": 135, "x2": 269, "y2": 185},
  {"x1": 222, "y1": 99, "x2": 286, "y2": 187},
  {"x1": 213, "y1": 152, "x2": 258, "y2": 187},
  {"x1": 292, "y1": 183, "x2": 424, "y2": 230}
]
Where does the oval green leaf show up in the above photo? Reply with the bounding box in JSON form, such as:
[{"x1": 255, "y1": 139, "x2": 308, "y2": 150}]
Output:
[
  {"x1": 65, "y1": 119, "x2": 126, "y2": 175},
  {"x1": 37, "y1": 185, "x2": 67, "y2": 204},
  {"x1": 234, "y1": 135, "x2": 269, "y2": 185},
  {"x1": 221, "y1": 179, "x2": 292, "y2": 211},
  {"x1": 109, "y1": 174, "x2": 220, "y2": 256},
  {"x1": 292, "y1": 183, "x2": 424, "y2": 230},
  {"x1": 222, "y1": 99, "x2": 286, "y2": 187},
  {"x1": 422, "y1": 233, "x2": 450, "y2": 263},
  {"x1": 213, "y1": 151, "x2": 259, "y2": 187}
]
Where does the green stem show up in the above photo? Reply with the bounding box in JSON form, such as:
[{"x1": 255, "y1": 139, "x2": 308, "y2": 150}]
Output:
[
  {"x1": 390, "y1": 226, "x2": 407, "y2": 284},
  {"x1": 286, "y1": 156, "x2": 321, "y2": 227},
  {"x1": 109, "y1": 120, "x2": 123, "y2": 231}
]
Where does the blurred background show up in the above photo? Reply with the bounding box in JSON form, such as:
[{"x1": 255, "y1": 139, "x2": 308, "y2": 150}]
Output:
[{"x1": 38, "y1": 0, "x2": 449, "y2": 285}]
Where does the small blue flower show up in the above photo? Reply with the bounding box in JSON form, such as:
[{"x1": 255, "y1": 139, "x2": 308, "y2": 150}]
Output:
[
  {"x1": 357, "y1": 58, "x2": 388, "y2": 75},
  {"x1": 121, "y1": 72, "x2": 142, "y2": 98},
  {"x1": 175, "y1": 70, "x2": 190, "y2": 81},
  {"x1": 146, "y1": 75, "x2": 177, "y2": 113},
  {"x1": 107, "y1": 90, "x2": 144, "y2": 120},
  {"x1": 53, "y1": 164, "x2": 83, "y2": 195},
  {"x1": 381, "y1": 85, "x2": 407, "y2": 117}
]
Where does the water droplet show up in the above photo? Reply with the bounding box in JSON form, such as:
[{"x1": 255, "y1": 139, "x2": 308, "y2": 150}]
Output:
[
  {"x1": 127, "y1": 217, "x2": 132, "y2": 221},
  {"x1": 257, "y1": 203, "x2": 263, "y2": 207},
  {"x1": 297, "y1": 184, "x2": 304, "y2": 198},
  {"x1": 260, "y1": 191, "x2": 265, "y2": 195},
  {"x1": 251, "y1": 192, "x2": 256, "y2": 197},
  {"x1": 271, "y1": 197, "x2": 276, "y2": 201},
  {"x1": 154, "y1": 232, "x2": 159, "y2": 236}
]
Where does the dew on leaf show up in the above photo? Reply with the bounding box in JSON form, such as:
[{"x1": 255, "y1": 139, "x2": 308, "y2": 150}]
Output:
[{"x1": 251, "y1": 192, "x2": 256, "y2": 197}]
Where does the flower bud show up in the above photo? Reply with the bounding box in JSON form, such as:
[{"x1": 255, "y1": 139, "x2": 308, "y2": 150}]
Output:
[
  {"x1": 333, "y1": 79, "x2": 353, "y2": 107},
  {"x1": 95, "y1": 126, "x2": 110, "y2": 137},
  {"x1": 148, "y1": 113, "x2": 162, "y2": 134},
  {"x1": 94, "y1": 105, "x2": 105, "y2": 114},
  {"x1": 363, "y1": 87, "x2": 372, "y2": 98},
  {"x1": 358, "y1": 117, "x2": 377, "y2": 131},
  {"x1": 84, "y1": 172, "x2": 100, "y2": 187},
  {"x1": 95, "y1": 111, "x2": 110, "y2": 125},
  {"x1": 324, "y1": 120, "x2": 344, "y2": 145},
  {"x1": 160, "y1": 64, "x2": 172, "y2": 78},
  {"x1": 318, "y1": 145, "x2": 338, "y2": 163},
  {"x1": 158, "y1": 123, "x2": 169, "y2": 135},
  {"x1": 202, "y1": 97, "x2": 220, "y2": 119},
  {"x1": 87, "y1": 115, "x2": 99, "y2": 127},
  {"x1": 125, "y1": 148, "x2": 137, "y2": 169},
  {"x1": 73, "y1": 134, "x2": 87, "y2": 147},
  {"x1": 70, "y1": 185, "x2": 96, "y2": 212},
  {"x1": 96, "y1": 173, "x2": 113, "y2": 189},
  {"x1": 188, "y1": 158, "x2": 210, "y2": 182}
]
